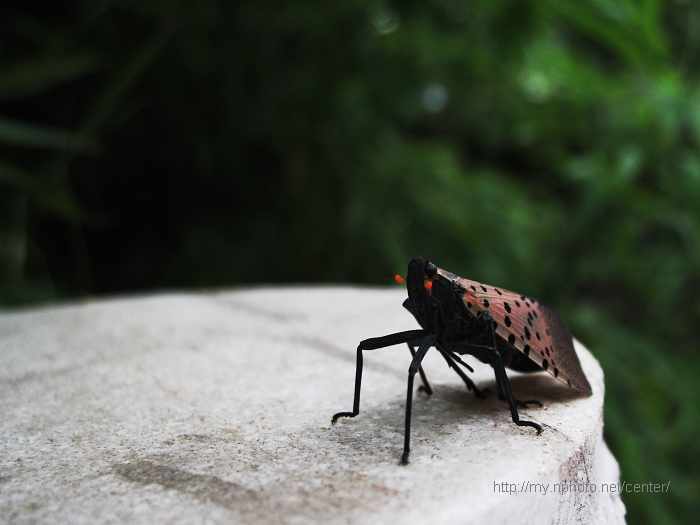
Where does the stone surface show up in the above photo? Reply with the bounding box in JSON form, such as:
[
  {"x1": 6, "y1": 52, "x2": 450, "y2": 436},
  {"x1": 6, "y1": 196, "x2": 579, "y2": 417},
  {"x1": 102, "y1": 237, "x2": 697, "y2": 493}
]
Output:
[{"x1": 0, "y1": 288, "x2": 625, "y2": 524}]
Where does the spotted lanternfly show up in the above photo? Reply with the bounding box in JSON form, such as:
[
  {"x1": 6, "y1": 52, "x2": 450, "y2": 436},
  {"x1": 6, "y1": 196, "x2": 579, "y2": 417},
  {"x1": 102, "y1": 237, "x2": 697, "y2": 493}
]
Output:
[{"x1": 332, "y1": 256, "x2": 592, "y2": 464}]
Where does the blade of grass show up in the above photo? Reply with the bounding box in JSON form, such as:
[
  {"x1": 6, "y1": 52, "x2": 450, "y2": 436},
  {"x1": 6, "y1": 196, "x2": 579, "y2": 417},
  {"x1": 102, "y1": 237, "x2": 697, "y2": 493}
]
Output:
[
  {"x1": 0, "y1": 53, "x2": 102, "y2": 102},
  {"x1": 80, "y1": 19, "x2": 178, "y2": 135},
  {"x1": 0, "y1": 115, "x2": 98, "y2": 153}
]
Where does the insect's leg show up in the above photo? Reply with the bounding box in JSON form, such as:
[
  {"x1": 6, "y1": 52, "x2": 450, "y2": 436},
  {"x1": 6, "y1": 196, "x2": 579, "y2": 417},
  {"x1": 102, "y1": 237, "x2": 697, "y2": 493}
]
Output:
[
  {"x1": 449, "y1": 313, "x2": 542, "y2": 434},
  {"x1": 482, "y1": 312, "x2": 541, "y2": 433},
  {"x1": 498, "y1": 387, "x2": 540, "y2": 409},
  {"x1": 401, "y1": 333, "x2": 436, "y2": 465},
  {"x1": 473, "y1": 315, "x2": 541, "y2": 408},
  {"x1": 513, "y1": 398, "x2": 543, "y2": 408},
  {"x1": 490, "y1": 353, "x2": 542, "y2": 433},
  {"x1": 332, "y1": 329, "x2": 428, "y2": 424},
  {"x1": 480, "y1": 368, "x2": 538, "y2": 406},
  {"x1": 408, "y1": 341, "x2": 433, "y2": 395},
  {"x1": 437, "y1": 348, "x2": 487, "y2": 398},
  {"x1": 438, "y1": 315, "x2": 492, "y2": 398}
]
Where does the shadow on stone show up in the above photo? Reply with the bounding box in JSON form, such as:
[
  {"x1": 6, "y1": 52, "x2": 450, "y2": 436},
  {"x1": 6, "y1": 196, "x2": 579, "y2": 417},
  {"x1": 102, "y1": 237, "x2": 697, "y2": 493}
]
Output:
[
  {"x1": 327, "y1": 372, "x2": 593, "y2": 461},
  {"x1": 113, "y1": 461, "x2": 257, "y2": 511}
]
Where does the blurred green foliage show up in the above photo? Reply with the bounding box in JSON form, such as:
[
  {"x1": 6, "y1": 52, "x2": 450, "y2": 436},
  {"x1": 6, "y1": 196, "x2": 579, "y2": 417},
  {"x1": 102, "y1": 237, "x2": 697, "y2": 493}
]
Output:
[{"x1": 1, "y1": 0, "x2": 699, "y2": 522}]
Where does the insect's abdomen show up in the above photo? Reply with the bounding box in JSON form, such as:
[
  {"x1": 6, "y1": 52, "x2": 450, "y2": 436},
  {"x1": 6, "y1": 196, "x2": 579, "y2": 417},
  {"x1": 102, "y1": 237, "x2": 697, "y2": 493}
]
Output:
[{"x1": 535, "y1": 304, "x2": 592, "y2": 394}]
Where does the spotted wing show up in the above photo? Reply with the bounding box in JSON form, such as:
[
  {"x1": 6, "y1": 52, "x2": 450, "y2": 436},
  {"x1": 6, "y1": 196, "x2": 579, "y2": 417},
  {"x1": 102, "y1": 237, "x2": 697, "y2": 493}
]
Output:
[{"x1": 439, "y1": 268, "x2": 592, "y2": 395}]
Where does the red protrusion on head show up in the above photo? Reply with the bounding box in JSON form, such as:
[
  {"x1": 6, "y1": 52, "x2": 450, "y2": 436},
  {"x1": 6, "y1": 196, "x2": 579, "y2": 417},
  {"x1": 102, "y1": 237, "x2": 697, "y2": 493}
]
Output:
[
  {"x1": 394, "y1": 275, "x2": 405, "y2": 284},
  {"x1": 424, "y1": 281, "x2": 433, "y2": 290}
]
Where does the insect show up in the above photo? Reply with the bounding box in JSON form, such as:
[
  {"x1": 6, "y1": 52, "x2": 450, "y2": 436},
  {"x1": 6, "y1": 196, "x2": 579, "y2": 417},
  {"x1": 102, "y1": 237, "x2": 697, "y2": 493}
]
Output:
[{"x1": 332, "y1": 257, "x2": 592, "y2": 464}]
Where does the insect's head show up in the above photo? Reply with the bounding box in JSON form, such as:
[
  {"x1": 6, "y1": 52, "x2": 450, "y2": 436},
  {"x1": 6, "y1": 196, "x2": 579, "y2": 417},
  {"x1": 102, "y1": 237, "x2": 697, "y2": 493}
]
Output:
[
  {"x1": 399, "y1": 257, "x2": 444, "y2": 329},
  {"x1": 404, "y1": 257, "x2": 437, "y2": 290}
]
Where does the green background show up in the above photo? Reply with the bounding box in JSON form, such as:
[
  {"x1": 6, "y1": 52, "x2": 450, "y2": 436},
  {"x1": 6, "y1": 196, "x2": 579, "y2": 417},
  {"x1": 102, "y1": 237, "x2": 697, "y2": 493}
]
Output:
[{"x1": 1, "y1": 1, "x2": 698, "y2": 522}]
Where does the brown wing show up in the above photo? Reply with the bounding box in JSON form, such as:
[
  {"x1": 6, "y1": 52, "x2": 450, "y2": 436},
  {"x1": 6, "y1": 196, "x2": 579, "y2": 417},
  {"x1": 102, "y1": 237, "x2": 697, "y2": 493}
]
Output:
[{"x1": 438, "y1": 268, "x2": 592, "y2": 395}]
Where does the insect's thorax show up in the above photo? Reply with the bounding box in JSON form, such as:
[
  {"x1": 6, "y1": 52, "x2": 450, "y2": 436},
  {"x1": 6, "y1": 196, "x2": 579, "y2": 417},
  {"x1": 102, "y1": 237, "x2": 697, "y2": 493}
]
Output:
[
  {"x1": 407, "y1": 273, "x2": 476, "y2": 340},
  {"x1": 405, "y1": 267, "x2": 525, "y2": 367}
]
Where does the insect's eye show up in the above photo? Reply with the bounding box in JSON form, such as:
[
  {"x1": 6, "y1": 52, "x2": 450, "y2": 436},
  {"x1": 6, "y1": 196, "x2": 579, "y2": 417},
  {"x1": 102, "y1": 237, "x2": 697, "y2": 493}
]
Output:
[{"x1": 424, "y1": 262, "x2": 437, "y2": 278}]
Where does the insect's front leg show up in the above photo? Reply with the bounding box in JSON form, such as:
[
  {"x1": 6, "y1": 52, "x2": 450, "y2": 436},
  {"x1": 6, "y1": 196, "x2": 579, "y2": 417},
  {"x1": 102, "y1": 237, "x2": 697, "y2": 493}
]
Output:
[
  {"x1": 402, "y1": 333, "x2": 436, "y2": 465},
  {"x1": 408, "y1": 341, "x2": 434, "y2": 395},
  {"x1": 332, "y1": 329, "x2": 427, "y2": 424}
]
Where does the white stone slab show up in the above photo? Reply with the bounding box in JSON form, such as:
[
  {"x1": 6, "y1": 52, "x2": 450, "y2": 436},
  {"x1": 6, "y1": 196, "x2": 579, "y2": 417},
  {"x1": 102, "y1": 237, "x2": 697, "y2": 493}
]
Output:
[{"x1": 0, "y1": 288, "x2": 625, "y2": 524}]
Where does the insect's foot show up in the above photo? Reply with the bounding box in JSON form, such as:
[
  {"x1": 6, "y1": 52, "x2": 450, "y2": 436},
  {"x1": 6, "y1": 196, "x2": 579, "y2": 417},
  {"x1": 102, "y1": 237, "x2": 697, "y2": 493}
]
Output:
[
  {"x1": 515, "y1": 398, "x2": 542, "y2": 408},
  {"x1": 400, "y1": 452, "x2": 410, "y2": 465},
  {"x1": 473, "y1": 386, "x2": 489, "y2": 399},
  {"x1": 331, "y1": 411, "x2": 356, "y2": 424},
  {"x1": 417, "y1": 385, "x2": 433, "y2": 395},
  {"x1": 517, "y1": 420, "x2": 543, "y2": 434}
]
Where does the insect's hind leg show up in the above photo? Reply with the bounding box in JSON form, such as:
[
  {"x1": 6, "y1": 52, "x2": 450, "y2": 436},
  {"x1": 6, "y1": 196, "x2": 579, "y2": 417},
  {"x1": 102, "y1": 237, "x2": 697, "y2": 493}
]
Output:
[
  {"x1": 448, "y1": 312, "x2": 542, "y2": 434},
  {"x1": 489, "y1": 373, "x2": 540, "y2": 408},
  {"x1": 490, "y1": 352, "x2": 542, "y2": 433},
  {"x1": 332, "y1": 329, "x2": 428, "y2": 424},
  {"x1": 512, "y1": 397, "x2": 543, "y2": 408}
]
